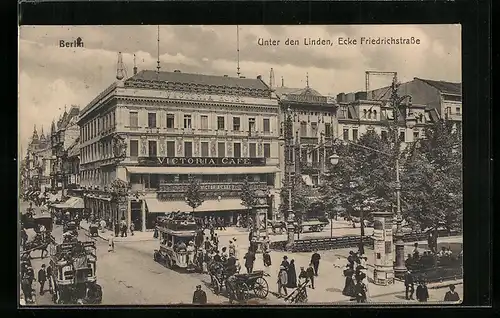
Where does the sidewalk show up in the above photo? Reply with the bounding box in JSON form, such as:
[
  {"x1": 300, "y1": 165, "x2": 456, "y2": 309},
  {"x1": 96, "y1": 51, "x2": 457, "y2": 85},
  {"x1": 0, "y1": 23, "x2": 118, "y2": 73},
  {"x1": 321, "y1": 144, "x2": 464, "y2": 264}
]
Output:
[
  {"x1": 214, "y1": 232, "x2": 463, "y2": 303},
  {"x1": 80, "y1": 221, "x2": 157, "y2": 242}
]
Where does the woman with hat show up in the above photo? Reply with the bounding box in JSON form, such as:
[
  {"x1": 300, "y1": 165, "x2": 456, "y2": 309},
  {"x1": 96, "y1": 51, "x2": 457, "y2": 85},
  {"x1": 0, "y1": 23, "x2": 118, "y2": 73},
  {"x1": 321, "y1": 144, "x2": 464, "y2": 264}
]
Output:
[{"x1": 342, "y1": 263, "x2": 356, "y2": 297}]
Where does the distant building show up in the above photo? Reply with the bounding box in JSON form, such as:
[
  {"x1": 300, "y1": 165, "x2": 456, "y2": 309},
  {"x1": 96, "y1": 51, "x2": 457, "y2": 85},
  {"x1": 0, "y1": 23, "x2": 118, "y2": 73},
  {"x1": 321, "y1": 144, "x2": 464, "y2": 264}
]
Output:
[
  {"x1": 77, "y1": 68, "x2": 281, "y2": 231},
  {"x1": 50, "y1": 105, "x2": 80, "y2": 192},
  {"x1": 274, "y1": 84, "x2": 338, "y2": 187},
  {"x1": 25, "y1": 125, "x2": 52, "y2": 192},
  {"x1": 368, "y1": 77, "x2": 462, "y2": 123},
  {"x1": 336, "y1": 77, "x2": 462, "y2": 144}
]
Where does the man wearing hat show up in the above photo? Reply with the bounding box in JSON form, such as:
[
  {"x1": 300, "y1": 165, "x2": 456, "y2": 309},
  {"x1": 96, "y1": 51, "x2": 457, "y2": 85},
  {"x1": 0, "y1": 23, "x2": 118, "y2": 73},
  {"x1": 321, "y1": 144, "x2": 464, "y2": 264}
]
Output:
[
  {"x1": 404, "y1": 269, "x2": 415, "y2": 300},
  {"x1": 416, "y1": 279, "x2": 429, "y2": 302},
  {"x1": 192, "y1": 285, "x2": 207, "y2": 304},
  {"x1": 281, "y1": 256, "x2": 290, "y2": 271},
  {"x1": 443, "y1": 284, "x2": 460, "y2": 302}
]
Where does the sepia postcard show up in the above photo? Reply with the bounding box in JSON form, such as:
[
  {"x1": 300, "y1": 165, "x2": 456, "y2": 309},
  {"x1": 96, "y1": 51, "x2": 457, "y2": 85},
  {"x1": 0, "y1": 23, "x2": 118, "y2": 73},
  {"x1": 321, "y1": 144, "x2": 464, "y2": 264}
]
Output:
[{"x1": 18, "y1": 25, "x2": 462, "y2": 306}]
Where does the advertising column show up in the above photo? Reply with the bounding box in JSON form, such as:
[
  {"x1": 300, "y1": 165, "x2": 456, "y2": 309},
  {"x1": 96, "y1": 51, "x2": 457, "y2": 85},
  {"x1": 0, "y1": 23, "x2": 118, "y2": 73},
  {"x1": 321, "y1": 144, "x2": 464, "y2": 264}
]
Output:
[{"x1": 372, "y1": 212, "x2": 395, "y2": 286}]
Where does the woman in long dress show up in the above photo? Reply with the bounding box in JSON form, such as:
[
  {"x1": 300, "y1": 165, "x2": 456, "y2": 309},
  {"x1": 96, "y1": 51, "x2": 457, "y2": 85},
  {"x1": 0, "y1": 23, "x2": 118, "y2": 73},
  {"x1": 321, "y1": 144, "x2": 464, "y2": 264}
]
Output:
[
  {"x1": 287, "y1": 259, "x2": 298, "y2": 288},
  {"x1": 342, "y1": 264, "x2": 356, "y2": 297}
]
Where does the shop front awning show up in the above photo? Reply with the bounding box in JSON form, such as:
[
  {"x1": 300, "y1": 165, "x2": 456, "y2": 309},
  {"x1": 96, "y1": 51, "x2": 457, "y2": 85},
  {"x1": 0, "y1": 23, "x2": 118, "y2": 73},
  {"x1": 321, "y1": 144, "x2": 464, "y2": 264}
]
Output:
[
  {"x1": 53, "y1": 196, "x2": 84, "y2": 209},
  {"x1": 145, "y1": 198, "x2": 247, "y2": 214},
  {"x1": 126, "y1": 166, "x2": 280, "y2": 175}
]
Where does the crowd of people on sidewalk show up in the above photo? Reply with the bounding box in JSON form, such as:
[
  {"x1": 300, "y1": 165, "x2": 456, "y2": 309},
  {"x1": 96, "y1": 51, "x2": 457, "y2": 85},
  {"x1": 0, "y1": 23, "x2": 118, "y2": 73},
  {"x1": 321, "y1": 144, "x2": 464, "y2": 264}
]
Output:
[{"x1": 405, "y1": 243, "x2": 463, "y2": 270}]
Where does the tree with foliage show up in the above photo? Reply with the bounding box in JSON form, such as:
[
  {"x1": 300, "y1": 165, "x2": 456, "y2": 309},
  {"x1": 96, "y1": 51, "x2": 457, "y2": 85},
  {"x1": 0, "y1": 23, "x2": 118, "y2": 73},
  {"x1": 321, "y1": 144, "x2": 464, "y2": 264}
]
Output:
[
  {"x1": 279, "y1": 172, "x2": 313, "y2": 222},
  {"x1": 319, "y1": 130, "x2": 397, "y2": 222},
  {"x1": 401, "y1": 120, "x2": 462, "y2": 232},
  {"x1": 185, "y1": 178, "x2": 205, "y2": 213}
]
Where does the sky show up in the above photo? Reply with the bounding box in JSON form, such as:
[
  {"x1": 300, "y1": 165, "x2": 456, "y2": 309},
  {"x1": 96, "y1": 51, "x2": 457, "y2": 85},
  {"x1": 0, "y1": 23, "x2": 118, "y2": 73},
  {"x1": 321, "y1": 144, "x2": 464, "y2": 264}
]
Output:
[{"x1": 18, "y1": 24, "x2": 461, "y2": 155}]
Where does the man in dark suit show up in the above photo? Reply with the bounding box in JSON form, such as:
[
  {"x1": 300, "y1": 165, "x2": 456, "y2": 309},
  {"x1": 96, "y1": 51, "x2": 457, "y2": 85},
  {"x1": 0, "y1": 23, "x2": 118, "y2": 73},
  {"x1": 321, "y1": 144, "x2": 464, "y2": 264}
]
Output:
[
  {"x1": 404, "y1": 269, "x2": 415, "y2": 300},
  {"x1": 192, "y1": 285, "x2": 207, "y2": 304},
  {"x1": 443, "y1": 284, "x2": 460, "y2": 302},
  {"x1": 311, "y1": 251, "x2": 321, "y2": 276},
  {"x1": 37, "y1": 264, "x2": 47, "y2": 295}
]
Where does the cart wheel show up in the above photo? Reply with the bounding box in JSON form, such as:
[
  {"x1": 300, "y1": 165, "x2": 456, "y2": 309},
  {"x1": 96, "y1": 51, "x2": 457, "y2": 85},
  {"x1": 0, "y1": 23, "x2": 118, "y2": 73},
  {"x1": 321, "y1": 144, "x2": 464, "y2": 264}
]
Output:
[
  {"x1": 211, "y1": 275, "x2": 221, "y2": 295},
  {"x1": 253, "y1": 277, "x2": 269, "y2": 299}
]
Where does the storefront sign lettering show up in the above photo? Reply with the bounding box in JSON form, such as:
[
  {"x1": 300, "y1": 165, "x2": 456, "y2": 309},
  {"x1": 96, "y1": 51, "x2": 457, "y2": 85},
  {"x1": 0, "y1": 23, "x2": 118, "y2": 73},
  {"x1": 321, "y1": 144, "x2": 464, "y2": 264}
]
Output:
[
  {"x1": 138, "y1": 157, "x2": 266, "y2": 167},
  {"x1": 286, "y1": 93, "x2": 328, "y2": 103}
]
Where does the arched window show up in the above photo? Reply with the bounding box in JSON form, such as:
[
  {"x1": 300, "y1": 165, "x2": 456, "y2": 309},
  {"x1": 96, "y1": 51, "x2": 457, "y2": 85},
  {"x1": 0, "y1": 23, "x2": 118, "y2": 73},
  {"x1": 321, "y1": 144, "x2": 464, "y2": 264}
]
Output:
[
  {"x1": 368, "y1": 110, "x2": 372, "y2": 119},
  {"x1": 373, "y1": 110, "x2": 377, "y2": 119},
  {"x1": 363, "y1": 109, "x2": 367, "y2": 118}
]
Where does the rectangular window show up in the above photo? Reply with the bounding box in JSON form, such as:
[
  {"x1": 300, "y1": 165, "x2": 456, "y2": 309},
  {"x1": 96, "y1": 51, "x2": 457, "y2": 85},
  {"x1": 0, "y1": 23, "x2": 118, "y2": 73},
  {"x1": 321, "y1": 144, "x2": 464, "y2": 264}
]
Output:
[
  {"x1": 312, "y1": 150, "x2": 318, "y2": 163},
  {"x1": 381, "y1": 131, "x2": 388, "y2": 140},
  {"x1": 148, "y1": 140, "x2": 157, "y2": 157},
  {"x1": 217, "y1": 116, "x2": 225, "y2": 130},
  {"x1": 300, "y1": 122, "x2": 307, "y2": 137},
  {"x1": 311, "y1": 122, "x2": 318, "y2": 136},
  {"x1": 263, "y1": 118, "x2": 270, "y2": 132},
  {"x1": 325, "y1": 123, "x2": 331, "y2": 137},
  {"x1": 148, "y1": 113, "x2": 157, "y2": 128},
  {"x1": 166, "y1": 141, "x2": 175, "y2": 157},
  {"x1": 184, "y1": 115, "x2": 192, "y2": 129},
  {"x1": 263, "y1": 143, "x2": 271, "y2": 158},
  {"x1": 233, "y1": 117, "x2": 240, "y2": 131},
  {"x1": 249, "y1": 143, "x2": 257, "y2": 158},
  {"x1": 456, "y1": 107, "x2": 461, "y2": 115},
  {"x1": 166, "y1": 114, "x2": 175, "y2": 128},
  {"x1": 201, "y1": 115, "x2": 209, "y2": 130},
  {"x1": 400, "y1": 131, "x2": 406, "y2": 142},
  {"x1": 352, "y1": 129, "x2": 358, "y2": 141},
  {"x1": 201, "y1": 142, "x2": 209, "y2": 157},
  {"x1": 129, "y1": 111, "x2": 139, "y2": 128},
  {"x1": 413, "y1": 131, "x2": 419, "y2": 140},
  {"x1": 184, "y1": 142, "x2": 193, "y2": 157},
  {"x1": 343, "y1": 128, "x2": 349, "y2": 140},
  {"x1": 301, "y1": 149, "x2": 308, "y2": 162},
  {"x1": 218, "y1": 142, "x2": 225, "y2": 157},
  {"x1": 248, "y1": 118, "x2": 256, "y2": 132},
  {"x1": 233, "y1": 143, "x2": 241, "y2": 158}
]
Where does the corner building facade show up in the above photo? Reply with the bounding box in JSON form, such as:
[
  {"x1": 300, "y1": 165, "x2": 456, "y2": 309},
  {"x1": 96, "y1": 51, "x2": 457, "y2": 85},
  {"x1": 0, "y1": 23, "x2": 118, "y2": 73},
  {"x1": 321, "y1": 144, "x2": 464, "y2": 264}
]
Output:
[{"x1": 78, "y1": 70, "x2": 281, "y2": 231}]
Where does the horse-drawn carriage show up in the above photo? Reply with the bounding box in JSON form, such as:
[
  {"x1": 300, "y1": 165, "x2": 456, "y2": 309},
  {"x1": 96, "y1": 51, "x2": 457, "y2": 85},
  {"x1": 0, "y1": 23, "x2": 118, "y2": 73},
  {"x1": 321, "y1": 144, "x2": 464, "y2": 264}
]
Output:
[
  {"x1": 209, "y1": 262, "x2": 270, "y2": 303},
  {"x1": 48, "y1": 240, "x2": 102, "y2": 304}
]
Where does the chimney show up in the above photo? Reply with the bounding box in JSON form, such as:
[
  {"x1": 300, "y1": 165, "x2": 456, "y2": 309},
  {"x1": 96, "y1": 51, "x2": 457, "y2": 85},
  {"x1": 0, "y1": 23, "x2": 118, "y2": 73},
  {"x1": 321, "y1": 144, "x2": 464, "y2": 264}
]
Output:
[
  {"x1": 257, "y1": 75, "x2": 262, "y2": 80},
  {"x1": 174, "y1": 70, "x2": 181, "y2": 73},
  {"x1": 336, "y1": 93, "x2": 345, "y2": 103},
  {"x1": 281, "y1": 76, "x2": 284, "y2": 87}
]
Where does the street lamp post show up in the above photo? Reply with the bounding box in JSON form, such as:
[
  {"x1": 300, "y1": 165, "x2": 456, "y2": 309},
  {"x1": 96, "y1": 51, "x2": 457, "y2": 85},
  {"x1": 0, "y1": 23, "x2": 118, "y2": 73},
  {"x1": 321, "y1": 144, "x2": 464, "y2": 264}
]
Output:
[{"x1": 283, "y1": 107, "x2": 295, "y2": 250}]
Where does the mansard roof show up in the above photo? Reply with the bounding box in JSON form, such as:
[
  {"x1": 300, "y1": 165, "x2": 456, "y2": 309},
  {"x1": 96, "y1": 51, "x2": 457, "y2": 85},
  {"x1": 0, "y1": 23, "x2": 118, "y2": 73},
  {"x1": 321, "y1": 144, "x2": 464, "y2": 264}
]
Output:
[
  {"x1": 127, "y1": 70, "x2": 269, "y2": 91},
  {"x1": 415, "y1": 78, "x2": 462, "y2": 96}
]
